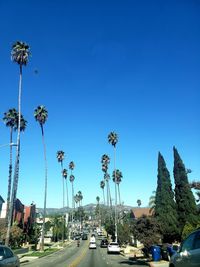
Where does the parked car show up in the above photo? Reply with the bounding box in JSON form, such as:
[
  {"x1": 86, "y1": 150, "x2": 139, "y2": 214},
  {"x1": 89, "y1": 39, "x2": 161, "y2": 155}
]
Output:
[
  {"x1": 169, "y1": 228, "x2": 200, "y2": 267},
  {"x1": 100, "y1": 239, "x2": 108, "y2": 248},
  {"x1": 0, "y1": 245, "x2": 20, "y2": 267},
  {"x1": 89, "y1": 241, "x2": 97, "y2": 249},
  {"x1": 107, "y1": 242, "x2": 120, "y2": 254}
]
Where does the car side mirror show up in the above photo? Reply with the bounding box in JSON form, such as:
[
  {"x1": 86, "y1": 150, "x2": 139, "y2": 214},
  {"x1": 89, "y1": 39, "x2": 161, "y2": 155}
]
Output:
[
  {"x1": 0, "y1": 256, "x2": 3, "y2": 261},
  {"x1": 180, "y1": 250, "x2": 189, "y2": 257}
]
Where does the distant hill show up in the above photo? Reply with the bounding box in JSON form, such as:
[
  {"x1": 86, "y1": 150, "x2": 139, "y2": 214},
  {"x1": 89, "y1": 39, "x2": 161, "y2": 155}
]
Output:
[{"x1": 36, "y1": 203, "x2": 134, "y2": 215}]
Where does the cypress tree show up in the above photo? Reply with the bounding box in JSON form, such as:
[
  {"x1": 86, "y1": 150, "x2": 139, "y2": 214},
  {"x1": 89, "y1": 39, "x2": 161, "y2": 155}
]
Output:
[
  {"x1": 173, "y1": 146, "x2": 198, "y2": 236},
  {"x1": 155, "y1": 152, "x2": 179, "y2": 242}
]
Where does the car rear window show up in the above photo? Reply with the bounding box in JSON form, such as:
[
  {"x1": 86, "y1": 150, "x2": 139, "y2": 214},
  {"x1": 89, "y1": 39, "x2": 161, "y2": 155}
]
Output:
[{"x1": 110, "y1": 243, "x2": 119, "y2": 246}]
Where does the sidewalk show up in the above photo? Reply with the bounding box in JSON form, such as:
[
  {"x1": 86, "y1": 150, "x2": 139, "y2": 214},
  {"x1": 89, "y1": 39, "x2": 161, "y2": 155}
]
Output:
[{"x1": 120, "y1": 247, "x2": 169, "y2": 267}]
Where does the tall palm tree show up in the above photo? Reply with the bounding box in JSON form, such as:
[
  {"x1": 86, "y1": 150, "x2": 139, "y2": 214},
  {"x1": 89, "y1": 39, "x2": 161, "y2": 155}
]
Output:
[
  {"x1": 148, "y1": 191, "x2": 156, "y2": 214},
  {"x1": 69, "y1": 161, "x2": 75, "y2": 220},
  {"x1": 137, "y1": 199, "x2": 142, "y2": 207},
  {"x1": 57, "y1": 151, "x2": 65, "y2": 169},
  {"x1": 70, "y1": 174, "x2": 75, "y2": 222},
  {"x1": 100, "y1": 180, "x2": 105, "y2": 205},
  {"x1": 77, "y1": 191, "x2": 83, "y2": 207},
  {"x1": 56, "y1": 150, "x2": 65, "y2": 243},
  {"x1": 101, "y1": 154, "x2": 110, "y2": 207},
  {"x1": 74, "y1": 194, "x2": 79, "y2": 209},
  {"x1": 3, "y1": 108, "x2": 18, "y2": 224},
  {"x1": 104, "y1": 173, "x2": 112, "y2": 208},
  {"x1": 108, "y1": 131, "x2": 118, "y2": 242},
  {"x1": 62, "y1": 169, "x2": 69, "y2": 208},
  {"x1": 6, "y1": 41, "x2": 30, "y2": 246},
  {"x1": 34, "y1": 105, "x2": 48, "y2": 251},
  {"x1": 69, "y1": 161, "x2": 75, "y2": 174},
  {"x1": 96, "y1": 196, "x2": 100, "y2": 204},
  {"x1": 112, "y1": 169, "x2": 123, "y2": 206},
  {"x1": 3, "y1": 109, "x2": 27, "y2": 224},
  {"x1": 57, "y1": 151, "x2": 65, "y2": 208}
]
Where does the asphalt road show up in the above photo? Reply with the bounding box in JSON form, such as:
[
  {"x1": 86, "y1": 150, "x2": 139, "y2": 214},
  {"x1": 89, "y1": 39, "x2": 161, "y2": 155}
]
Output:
[
  {"x1": 77, "y1": 238, "x2": 148, "y2": 267},
  {"x1": 22, "y1": 238, "x2": 148, "y2": 267}
]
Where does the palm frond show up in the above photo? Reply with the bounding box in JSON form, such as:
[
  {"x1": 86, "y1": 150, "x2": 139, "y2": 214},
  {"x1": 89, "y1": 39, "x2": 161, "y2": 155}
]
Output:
[
  {"x1": 34, "y1": 105, "x2": 48, "y2": 125},
  {"x1": 108, "y1": 131, "x2": 118, "y2": 147},
  {"x1": 11, "y1": 41, "x2": 30, "y2": 66}
]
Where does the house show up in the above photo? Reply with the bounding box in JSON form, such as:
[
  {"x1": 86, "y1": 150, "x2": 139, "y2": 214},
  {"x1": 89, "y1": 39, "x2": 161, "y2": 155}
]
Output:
[
  {"x1": 13, "y1": 199, "x2": 24, "y2": 227},
  {"x1": 130, "y1": 207, "x2": 152, "y2": 219},
  {"x1": 24, "y1": 202, "x2": 36, "y2": 234},
  {"x1": 0, "y1": 198, "x2": 36, "y2": 232}
]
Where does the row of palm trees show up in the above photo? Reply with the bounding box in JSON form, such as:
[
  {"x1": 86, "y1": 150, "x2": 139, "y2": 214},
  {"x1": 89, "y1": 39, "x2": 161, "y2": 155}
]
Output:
[
  {"x1": 56, "y1": 151, "x2": 76, "y2": 212},
  {"x1": 4, "y1": 105, "x2": 48, "y2": 250},
  {"x1": 99, "y1": 131, "x2": 123, "y2": 242},
  {"x1": 2, "y1": 42, "x2": 59, "y2": 251}
]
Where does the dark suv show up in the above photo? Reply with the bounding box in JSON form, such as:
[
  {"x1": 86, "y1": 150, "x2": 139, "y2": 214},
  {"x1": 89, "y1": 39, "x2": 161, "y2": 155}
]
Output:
[
  {"x1": 100, "y1": 239, "x2": 108, "y2": 248},
  {"x1": 82, "y1": 234, "x2": 88, "y2": 240},
  {"x1": 169, "y1": 228, "x2": 200, "y2": 267}
]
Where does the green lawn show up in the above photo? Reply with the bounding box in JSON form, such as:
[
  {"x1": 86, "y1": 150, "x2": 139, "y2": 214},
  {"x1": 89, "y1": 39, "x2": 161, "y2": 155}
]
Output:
[{"x1": 27, "y1": 248, "x2": 60, "y2": 257}]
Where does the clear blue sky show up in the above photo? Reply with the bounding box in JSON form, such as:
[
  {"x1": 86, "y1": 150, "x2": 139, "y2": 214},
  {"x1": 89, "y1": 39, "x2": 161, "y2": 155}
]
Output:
[{"x1": 0, "y1": 0, "x2": 199, "y2": 209}]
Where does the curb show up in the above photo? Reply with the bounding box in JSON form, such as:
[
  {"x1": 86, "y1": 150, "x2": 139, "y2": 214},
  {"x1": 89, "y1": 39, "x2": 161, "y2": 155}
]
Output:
[{"x1": 148, "y1": 260, "x2": 169, "y2": 267}]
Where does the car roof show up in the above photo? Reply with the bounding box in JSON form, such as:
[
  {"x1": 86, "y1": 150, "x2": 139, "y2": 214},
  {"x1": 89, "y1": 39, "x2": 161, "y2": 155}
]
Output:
[{"x1": 0, "y1": 245, "x2": 10, "y2": 248}]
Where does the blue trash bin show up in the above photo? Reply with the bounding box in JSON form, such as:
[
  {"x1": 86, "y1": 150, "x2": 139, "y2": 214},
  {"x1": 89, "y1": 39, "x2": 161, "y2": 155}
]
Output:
[{"x1": 150, "y1": 245, "x2": 161, "y2": 261}]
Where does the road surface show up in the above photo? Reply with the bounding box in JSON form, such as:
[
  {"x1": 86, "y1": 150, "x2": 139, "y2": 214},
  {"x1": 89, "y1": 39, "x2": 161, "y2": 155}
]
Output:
[{"x1": 22, "y1": 238, "x2": 148, "y2": 267}]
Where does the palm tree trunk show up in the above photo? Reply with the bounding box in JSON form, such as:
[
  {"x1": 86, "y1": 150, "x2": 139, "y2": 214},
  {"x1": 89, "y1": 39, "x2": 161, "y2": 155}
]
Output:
[
  {"x1": 107, "y1": 181, "x2": 112, "y2": 209},
  {"x1": 66, "y1": 179, "x2": 69, "y2": 208},
  {"x1": 102, "y1": 188, "x2": 105, "y2": 205},
  {"x1": 117, "y1": 184, "x2": 121, "y2": 206},
  {"x1": 61, "y1": 162, "x2": 65, "y2": 209},
  {"x1": 71, "y1": 182, "x2": 74, "y2": 223},
  {"x1": 114, "y1": 145, "x2": 118, "y2": 243},
  {"x1": 40, "y1": 124, "x2": 48, "y2": 251},
  {"x1": 60, "y1": 161, "x2": 65, "y2": 244},
  {"x1": 5, "y1": 64, "x2": 22, "y2": 246},
  {"x1": 106, "y1": 179, "x2": 109, "y2": 207},
  {"x1": 6, "y1": 128, "x2": 13, "y2": 225}
]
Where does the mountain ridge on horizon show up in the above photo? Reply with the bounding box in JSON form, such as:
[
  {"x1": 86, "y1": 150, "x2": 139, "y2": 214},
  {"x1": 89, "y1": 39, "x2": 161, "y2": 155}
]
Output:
[{"x1": 36, "y1": 203, "x2": 138, "y2": 215}]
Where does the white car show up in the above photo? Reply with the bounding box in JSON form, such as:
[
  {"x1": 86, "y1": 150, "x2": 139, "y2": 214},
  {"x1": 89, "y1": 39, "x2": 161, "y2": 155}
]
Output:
[
  {"x1": 107, "y1": 242, "x2": 120, "y2": 254},
  {"x1": 89, "y1": 242, "x2": 97, "y2": 249}
]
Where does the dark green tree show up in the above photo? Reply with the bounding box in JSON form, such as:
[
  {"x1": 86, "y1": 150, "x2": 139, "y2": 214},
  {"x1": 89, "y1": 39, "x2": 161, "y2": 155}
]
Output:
[
  {"x1": 155, "y1": 152, "x2": 179, "y2": 242},
  {"x1": 173, "y1": 147, "x2": 198, "y2": 236},
  {"x1": 133, "y1": 215, "x2": 161, "y2": 249}
]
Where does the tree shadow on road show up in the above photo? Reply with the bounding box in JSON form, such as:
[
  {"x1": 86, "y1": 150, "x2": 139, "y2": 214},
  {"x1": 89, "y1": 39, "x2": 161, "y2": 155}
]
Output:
[{"x1": 119, "y1": 259, "x2": 149, "y2": 265}]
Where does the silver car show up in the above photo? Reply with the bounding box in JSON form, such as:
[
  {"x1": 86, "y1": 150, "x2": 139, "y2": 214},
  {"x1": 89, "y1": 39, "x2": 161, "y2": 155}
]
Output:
[
  {"x1": 0, "y1": 245, "x2": 20, "y2": 267},
  {"x1": 169, "y1": 229, "x2": 200, "y2": 267}
]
